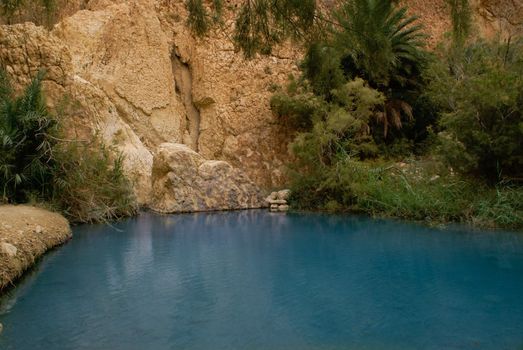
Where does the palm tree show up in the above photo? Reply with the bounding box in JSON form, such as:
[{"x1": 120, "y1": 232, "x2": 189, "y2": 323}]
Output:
[{"x1": 332, "y1": 0, "x2": 426, "y2": 136}]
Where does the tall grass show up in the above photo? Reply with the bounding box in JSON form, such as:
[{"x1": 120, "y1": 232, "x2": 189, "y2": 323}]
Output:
[
  {"x1": 51, "y1": 141, "x2": 137, "y2": 224},
  {"x1": 290, "y1": 159, "x2": 523, "y2": 230}
]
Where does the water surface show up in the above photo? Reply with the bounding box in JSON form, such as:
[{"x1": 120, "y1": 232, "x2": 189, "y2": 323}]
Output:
[{"x1": 1, "y1": 211, "x2": 523, "y2": 349}]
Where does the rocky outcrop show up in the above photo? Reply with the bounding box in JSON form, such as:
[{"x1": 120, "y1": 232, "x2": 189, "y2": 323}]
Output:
[
  {"x1": 150, "y1": 143, "x2": 266, "y2": 213},
  {"x1": 0, "y1": 206, "x2": 71, "y2": 291}
]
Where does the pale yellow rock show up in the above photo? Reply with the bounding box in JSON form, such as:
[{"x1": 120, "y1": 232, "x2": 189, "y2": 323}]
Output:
[
  {"x1": 278, "y1": 205, "x2": 290, "y2": 212},
  {"x1": 0, "y1": 243, "x2": 17, "y2": 257},
  {"x1": 150, "y1": 143, "x2": 266, "y2": 213}
]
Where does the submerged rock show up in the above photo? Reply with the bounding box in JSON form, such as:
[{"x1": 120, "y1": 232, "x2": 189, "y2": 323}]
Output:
[{"x1": 150, "y1": 143, "x2": 266, "y2": 213}]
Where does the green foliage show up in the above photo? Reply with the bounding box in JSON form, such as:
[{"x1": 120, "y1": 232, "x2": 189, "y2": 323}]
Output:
[
  {"x1": 187, "y1": 0, "x2": 208, "y2": 36},
  {"x1": 270, "y1": 90, "x2": 326, "y2": 131},
  {"x1": 0, "y1": 69, "x2": 137, "y2": 223},
  {"x1": 52, "y1": 141, "x2": 137, "y2": 224},
  {"x1": 301, "y1": 43, "x2": 345, "y2": 100},
  {"x1": 268, "y1": 0, "x2": 522, "y2": 230},
  {"x1": 0, "y1": 70, "x2": 57, "y2": 202},
  {"x1": 333, "y1": 0, "x2": 427, "y2": 136},
  {"x1": 275, "y1": 0, "x2": 428, "y2": 141},
  {"x1": 186, "y1": 0, "x2": 317, "y2": 57},
  {"x1": 290, "y1": 159, "x2": 523, "y2": 229},
  {"x1": 235, "y1": 0, "x2": 316, "y2": 57},
  {"x1": 289, "y1": 78, "x2": 384, "y2": 169},
  {"x1": 1, "y1": 0, "x2": 57, "y2": 25},
  {"x1": 446, "y1": 0, "x2": 472, "y2": 47},
  {"x1": 333, "y1": 0, "x2": 426, "y2": 88},
  {"x1": 0, "y1": 0, "x2": 23, "y2": 23},
  {"x1": 425, "y1": 39, "x2": 523, "y2": 182}
]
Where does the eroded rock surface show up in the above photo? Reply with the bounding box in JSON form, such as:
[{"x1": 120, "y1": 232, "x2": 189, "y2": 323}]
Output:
[{"x1": 151, "y1": 143, "x2": 266, "y2": 213}]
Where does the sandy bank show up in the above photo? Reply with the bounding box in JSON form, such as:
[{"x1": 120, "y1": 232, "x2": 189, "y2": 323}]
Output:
[{"x1": 0, "y1": 205, "x2": 71, "y2": 291}]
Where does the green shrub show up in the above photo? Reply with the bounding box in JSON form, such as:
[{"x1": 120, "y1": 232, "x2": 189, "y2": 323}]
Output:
[
  {"x1": 290, "y1": 158, "x2": 523, "y2": 229},
  {"x1": 290, "y1": 78, "x2": 384, "y2": 166},
  {"x1": 0, "y1": 70, "x2": 57, "y2": 202},
  {"x1": 270, "y1": 88, "x2": 327, "y2": 131},
  {"x1": 52, "y1": 141, "x2": 137, "y2": 224},
  {"x1": 426, "y1": 39, "x2": 523, "y2": 182},
  {"x1": 0, "y1": 69, "x2": 137, "y2": 223},
  {"x1": 301, "y1": 43, "x2": 346, "y2": 100}
]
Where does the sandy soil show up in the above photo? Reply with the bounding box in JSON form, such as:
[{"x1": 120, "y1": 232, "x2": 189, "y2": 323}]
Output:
[{"x1": 0, "y1": 205, "x2": 71, "y2": 291}]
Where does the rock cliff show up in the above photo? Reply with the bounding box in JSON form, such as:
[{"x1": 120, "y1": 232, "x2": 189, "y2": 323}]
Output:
[
  {"x1": 0, "y1": 0, "x2": 520, "y2": 211},
  {"x1": 0, "y1": 0, "x2": 299, "y2": 211}
]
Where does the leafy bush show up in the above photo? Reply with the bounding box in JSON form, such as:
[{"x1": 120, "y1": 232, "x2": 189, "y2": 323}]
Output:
[
  {"x1": 288, "y1": 79, "x2": 384, "y2": 187},
  {"x1": 0, "y1": 69, "x2": 137, "y2": 223},
  {"x1": 426, "y1": 39, "x2": 523, "y2": 182}
]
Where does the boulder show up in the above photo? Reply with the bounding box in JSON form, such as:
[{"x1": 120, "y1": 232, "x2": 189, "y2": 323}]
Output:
[
  {"x1": 278, "y1": 205, "x2": 290, "y2": 212},
  {"x1": 150, "y1": 143, "x2": 266, "y2": 213}
]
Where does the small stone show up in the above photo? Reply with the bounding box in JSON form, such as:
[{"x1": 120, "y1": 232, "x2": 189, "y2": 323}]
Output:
[
  {"x1": 0, "y1": 322, "x2": 3, "y2": 334},
  {"x1": 278, "y1": 205, "x2": 290, "y2": 212},
  {"x1": 0, "y1": 242, "x2": 17, "y2": 257},
  {"x1": 35, "y1": 225, "x2": 43, "y2": 234}
]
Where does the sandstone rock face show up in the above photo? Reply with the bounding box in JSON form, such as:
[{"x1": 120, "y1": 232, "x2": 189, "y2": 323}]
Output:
[
  {"x1": 403, "y1": 0, "x2": 523, "y2": 45},
  {"x1": 475, "y1": 0, "x2": 523, "y2": 38},
  {"x1": 150, "y1": 143, "x2": 266, "y2": 213},
  {"x1": 157, "y1": 0, "x2": 300, "y2": 187}
]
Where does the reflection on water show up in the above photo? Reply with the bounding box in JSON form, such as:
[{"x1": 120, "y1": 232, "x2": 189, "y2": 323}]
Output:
[{"x1": 1, "y1": 211, "x2": 523, "y2": 350}]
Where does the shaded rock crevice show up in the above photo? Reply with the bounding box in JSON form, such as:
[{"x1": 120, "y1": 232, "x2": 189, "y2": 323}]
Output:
[{"x1": 172, "y1": 52, "x2": 201, "y2": 151}]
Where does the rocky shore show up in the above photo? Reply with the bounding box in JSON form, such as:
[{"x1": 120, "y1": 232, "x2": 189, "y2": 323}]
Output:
[{"x1": 0, "y1": 206, "x2": 71, "y2": 291}]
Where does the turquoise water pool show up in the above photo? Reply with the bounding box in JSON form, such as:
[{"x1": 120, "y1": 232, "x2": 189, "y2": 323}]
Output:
[{"x1": 1, "y1": 211, "x2": 522, "y2": 349}]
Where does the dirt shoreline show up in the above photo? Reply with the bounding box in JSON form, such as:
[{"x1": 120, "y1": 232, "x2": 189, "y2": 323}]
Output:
[{"x1": 0, "y1": 205, "x2": 71, "y2": 291}]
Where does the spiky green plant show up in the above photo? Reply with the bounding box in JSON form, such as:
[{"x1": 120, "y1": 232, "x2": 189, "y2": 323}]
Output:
[
  {"x1": 332, "y1": 0, "x2": 426, "y2": 136},
  {"x1": 0, "y1": 69, "x2": 137, "y2": 223},
  {"x1": 0, "y1": 69, "x2": 57, "y2": 202}
]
